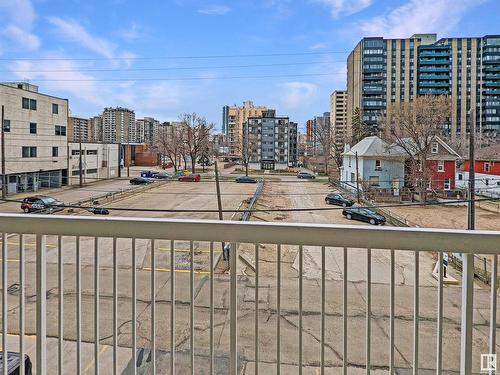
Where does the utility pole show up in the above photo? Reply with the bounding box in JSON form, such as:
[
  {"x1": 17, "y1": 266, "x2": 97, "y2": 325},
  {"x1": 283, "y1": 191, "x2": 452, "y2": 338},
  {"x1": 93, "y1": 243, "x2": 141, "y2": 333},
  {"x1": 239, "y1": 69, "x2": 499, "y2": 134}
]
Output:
[
  {"x1": 1, "y1": 105, "x2": 6, "y2": 199},
  {"x1": 214, "y1": 161, "x2": 226, "y2": 258},
  {"x1": 355, "y1": 151, "x2": 360, "y2": 203},
  {"x1": 460, "y1": 110, "x2": 475, "y2": 375},
  {"x1": 79, "y1": 122, "x2": 83, "y2": 187}
]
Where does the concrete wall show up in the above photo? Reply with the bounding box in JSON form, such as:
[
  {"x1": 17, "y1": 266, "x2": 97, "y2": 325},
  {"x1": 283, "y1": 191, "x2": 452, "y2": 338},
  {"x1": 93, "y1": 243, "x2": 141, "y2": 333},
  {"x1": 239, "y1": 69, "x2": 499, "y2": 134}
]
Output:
[{"x1": 68, "y1": 143, "x2": 119, "y2": 185}]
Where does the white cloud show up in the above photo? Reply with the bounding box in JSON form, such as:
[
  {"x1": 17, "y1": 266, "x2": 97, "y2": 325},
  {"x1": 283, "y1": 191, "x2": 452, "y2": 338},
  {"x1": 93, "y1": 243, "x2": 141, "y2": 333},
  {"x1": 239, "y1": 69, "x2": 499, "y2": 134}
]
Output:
[
  {"x1": 315, "y1": 0, "x2": 372, "y2": 17},
  {"x1": 47, "y1": 17, "x2": 117, "y2": 59},
  {"x1": 310, "y1": 42, "x2": 328, "y2": 50},
  {"x1": 280, "y1": 82, "x2": 318, "y2": 108},
  {"x1": 197, "y1": 5, "x2": 231, "y2": 15},
  {"x1": 0, "y1": 0, "x2": 40, "y2": 52},
  {"x1": 118, "y1": 22, "x2": 146, "y2": 41},
  {"x1": 360, "y1": 0, "x2": 485, "y2": 38},
  {"x1": 2, "y1": 25, "x2": 40, "y2": 50}
]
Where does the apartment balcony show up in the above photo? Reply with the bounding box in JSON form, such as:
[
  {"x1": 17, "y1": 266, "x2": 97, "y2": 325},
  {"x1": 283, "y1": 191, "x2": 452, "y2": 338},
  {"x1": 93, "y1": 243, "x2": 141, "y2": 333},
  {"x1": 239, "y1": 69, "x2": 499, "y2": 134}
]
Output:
[
  {"x1": 418, "y1": 82, "x2": 450, "y2": 88},
  {"x1": 419, "y1": 51, "x2": 450, "y2": 58},
  {"x1": 418, "y1": 88, "x2": 450, "y2": 95},
  {"x1": 419, "y1": 74, "x2": 450, "y2": 80},
  {"x1": 0, "y1": 213, "x2": 499, "y2": 374},
  {"x1": 418, "y1": 67, "x2": 450, "y2": 73},
  {"x1": 484, "y1": 81, "x2": 500, "y2": 88},
  {"x1": 418, "y1": 59, "x2": 450, "y2": 65}
]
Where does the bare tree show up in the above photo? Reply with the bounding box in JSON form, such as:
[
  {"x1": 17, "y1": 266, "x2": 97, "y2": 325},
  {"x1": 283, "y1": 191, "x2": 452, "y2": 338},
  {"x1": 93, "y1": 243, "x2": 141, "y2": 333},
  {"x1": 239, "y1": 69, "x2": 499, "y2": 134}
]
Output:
[
  {"x1": 351, "y1": 107, "x2": 371, "y2": 144},
  {"x1": 180, "y1": 113, "x2": 213, "y2": 173},
  {"x1": 378, "y1": 95, "x2": 451, "y2": 201},
  {"x1": 157, "y1": 122, "x2": 185, "y2": 172},
  {"x1": 313, "y1": 117, "x2": 334, "y2": 175},
  {"x1": 242, "y1": 122, "x2": 259, "y2": 176}
]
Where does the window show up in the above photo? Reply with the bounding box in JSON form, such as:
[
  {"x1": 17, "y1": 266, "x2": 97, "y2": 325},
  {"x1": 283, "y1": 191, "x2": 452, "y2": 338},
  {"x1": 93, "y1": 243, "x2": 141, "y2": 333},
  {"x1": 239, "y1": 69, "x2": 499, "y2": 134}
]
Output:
[
  {"x1": 437, "y1": 160, "x2": 445, "y2": 172},
  {"x1": 71, "y1": 150, "x2": 80, "y2": 156},
  {"x1": 3, "y1": 119, "x2": 10, "y2": 132},
  {"x1": 444, "y1": 178, "x2": 451, "y2": 190},
  {"x1": 52, "y1": 147, "x2": 59, "y2": 157},
  {"x1": 29, "y1": 122, "x2": 37, "y2": 134},
  {"x1": 52, "y1": 103, "x2": 59, "y2": 114},
  {"x1": 369, "y1": 176, "x2": 380, "y2": 186},
  {"x1": 87, "y1": 149, "x2": 98, "y2": 155},
  {"x1": 485, "y1": 162, "x2": 491, "y2": 172},
  {"x1": 348, "y1": 156, "x2": 351, "y2": 167},
  {"x1": 458, "y1": 173, "x2": 463, "y2": 181},
  {"x1": 350, "y1": 172, "x2": 355, "y2": 183},
  {"x1": 432, "y1": 143, "x2": 439, "y2": 157},
  {"x1": 22, "y1": 98, "x2": 36, "y2": 110},
  {"x1": 22, "y1": 146, "x2": 36, "y2": 158},
  {"x1": 375, "y1": 160, "x2": 382, "y2": 171},
  {"x1": 55, "y1": 125, "x2": 67, "y2": 136},
  {"x1": 86, "y1": 168, "x2": 98, "y2": 174}
]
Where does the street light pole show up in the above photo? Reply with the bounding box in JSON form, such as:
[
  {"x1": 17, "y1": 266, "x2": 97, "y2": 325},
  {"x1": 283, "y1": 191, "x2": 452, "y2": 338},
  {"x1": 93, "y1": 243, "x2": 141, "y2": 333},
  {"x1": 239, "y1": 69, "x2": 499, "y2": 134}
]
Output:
[{"x1": 1, "y1": 105, "x2": 6, "y2": 199}]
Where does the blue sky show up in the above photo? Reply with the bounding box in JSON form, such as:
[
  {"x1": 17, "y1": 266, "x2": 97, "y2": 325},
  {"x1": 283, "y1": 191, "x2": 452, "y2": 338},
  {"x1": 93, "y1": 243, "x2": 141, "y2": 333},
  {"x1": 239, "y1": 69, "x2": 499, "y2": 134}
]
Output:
[{"x1": 0, "y1": 0, "x2": 498, "y2": 132}]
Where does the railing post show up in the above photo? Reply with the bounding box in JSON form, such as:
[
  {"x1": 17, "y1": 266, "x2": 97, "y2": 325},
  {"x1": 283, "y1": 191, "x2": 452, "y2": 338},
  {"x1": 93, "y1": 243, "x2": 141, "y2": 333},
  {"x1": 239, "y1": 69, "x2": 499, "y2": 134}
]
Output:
[
  {"x1": 36, "y1": 234, "x2": 47, "y2": 375},
  {"x1": 460, "y1": 253, "x2": 474, "y2": 375},
  {"x1": 230, "y1": 242, "x2": 238, "y2": 374}
]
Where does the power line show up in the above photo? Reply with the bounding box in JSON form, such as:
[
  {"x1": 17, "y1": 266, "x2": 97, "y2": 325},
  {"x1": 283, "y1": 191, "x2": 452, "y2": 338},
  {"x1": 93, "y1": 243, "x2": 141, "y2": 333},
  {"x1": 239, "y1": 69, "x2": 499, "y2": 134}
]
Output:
[
  {"x1": 0, "y1": 51, "x2": 351, "y2": 62},
  {"x1": 1, "y1": 196, "x2": 499, "y2": 214},
  {"x1": 0, "y1": 72, "x2": 343, "y2": 83},
  {"x1": 3, "y1": 60, "x2": 347, "y2": 74}
]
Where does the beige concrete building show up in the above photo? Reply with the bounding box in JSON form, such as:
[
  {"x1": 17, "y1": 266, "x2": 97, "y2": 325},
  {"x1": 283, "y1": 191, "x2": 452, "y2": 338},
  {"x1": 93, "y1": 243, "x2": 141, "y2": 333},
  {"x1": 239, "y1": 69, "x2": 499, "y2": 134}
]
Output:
[
  {"x1": 222, "y1": 101, "x2": 268, "y2": 156},
  {"x1": 68, "y1": 142, "x2": 119, "y2": 185},
  {"x1": 0, "y1": 82, "x2": 68, "y2": 193},
  {"x1": 102, "y1": 107, "x2": 136, "y2": 143},
  {"x1": 90, "y1": 115, "x2": 103, "y2": 142},
  {"x1": 330, "y1": 90, "x2": 347, "y2": 150},
  {"x1": 136, "y1": 117, "x2": 160, "y2": 145}
]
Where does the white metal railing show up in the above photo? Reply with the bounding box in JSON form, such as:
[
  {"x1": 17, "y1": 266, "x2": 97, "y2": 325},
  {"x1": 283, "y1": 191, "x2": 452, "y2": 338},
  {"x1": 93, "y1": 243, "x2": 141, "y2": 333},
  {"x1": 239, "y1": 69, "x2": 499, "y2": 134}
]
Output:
[{"x1": 0, "y1": 213, "x2": 499, "y2": 374}]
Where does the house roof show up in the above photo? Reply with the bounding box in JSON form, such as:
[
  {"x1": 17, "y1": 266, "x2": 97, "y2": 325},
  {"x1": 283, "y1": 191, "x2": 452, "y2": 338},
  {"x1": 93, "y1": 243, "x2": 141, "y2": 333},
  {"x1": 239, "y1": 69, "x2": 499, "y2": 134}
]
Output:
[
  {"x1": 390, "y1": 136, "x2": 461, "y2": 160},
  {"x1": 474, "y1": 143, "x2": 500, "y2": 161},
  {"x1": 343, "y1": 136, "x2": 407, "y2": 158}
]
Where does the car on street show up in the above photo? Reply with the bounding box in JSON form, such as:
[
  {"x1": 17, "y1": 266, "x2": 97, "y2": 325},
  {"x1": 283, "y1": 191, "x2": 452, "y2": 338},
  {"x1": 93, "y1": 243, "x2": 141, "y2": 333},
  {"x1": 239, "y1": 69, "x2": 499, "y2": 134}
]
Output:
[
  {"x1": 21, "y1": 196, "x2": 64, "y2": 214},
  {"x1": 325, "y1": 193, "x2": 354, "y2": 207},
  {"x1": 140, "y1": 170, "x2": 158, "y2": 178},
  {"x1": 130, "y1": 177, "x2": 153, "y2": 185},
  {"x1": 154, "y1": 171, "x2": 171, "y2": 179},
  {"x1": 236, "y1": 176, "x2": 257, "y2": 183},
  {"x1": 178, "y1": 174, "x2": 201, "y2": 182},
  {"x1": 297, "y1": 171, "x2": 315, "y2": 179},
  {"x1": 342, "y1": 207, "x2": 386, "y2": 225}
]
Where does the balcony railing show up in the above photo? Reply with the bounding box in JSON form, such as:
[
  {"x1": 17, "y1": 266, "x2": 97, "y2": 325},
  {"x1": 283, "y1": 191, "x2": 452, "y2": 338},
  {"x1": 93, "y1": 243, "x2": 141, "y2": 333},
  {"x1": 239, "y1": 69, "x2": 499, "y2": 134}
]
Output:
[{"x1": 0, "y1": 213, "x2": 499, "y2": 374}]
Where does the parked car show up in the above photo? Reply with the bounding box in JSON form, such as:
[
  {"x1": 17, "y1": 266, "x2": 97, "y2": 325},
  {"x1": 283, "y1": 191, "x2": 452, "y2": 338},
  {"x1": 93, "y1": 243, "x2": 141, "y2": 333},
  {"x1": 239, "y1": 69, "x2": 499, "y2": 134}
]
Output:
[
  {"x1": 342, "y1": 207, "x2": 386, "y2": 225},
  {"x1": 161, "y1": 162, "x2": 174, "y2": 169},
  {"x1": 236, "y1": 176, "x2": 257, "y2": 183},
  {"x1": 21, "y1": 196, "x2": 64, "y2": 214},
  {"x1": 130, "y1": 177, "x2": 152, "y2": 185},
  {"x1": 325, "y1": 193, "x2": 354, "y2": 207},
  {"x1": 154, "y1": 171, "x2": 171, "y2": 179},
  {"x1": 297, "y1": 171, "x2": 315, "y2": 179},
  {"x1": 140, "y1": 170, "x2": 158, "y2": 178},
  {"x1": 88, "y1": 207, "x2": 110, "y2": 215},
  {"x1": 178, "y1": 174, "x2": 201, "y2": 182}
]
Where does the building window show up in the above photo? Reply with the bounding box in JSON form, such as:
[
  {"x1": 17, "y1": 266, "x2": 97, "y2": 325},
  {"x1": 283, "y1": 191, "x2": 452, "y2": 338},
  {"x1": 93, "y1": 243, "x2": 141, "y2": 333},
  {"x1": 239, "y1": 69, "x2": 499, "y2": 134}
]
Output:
[
  {"x1": 22, "y1": 146, "x2": 37, "y2": 158},
  {"x1": 71, "y1": 150, "x2": 80, "y2": 156},
  {"x1": 86, "y1": 168, "x2": 98, "y2": 174},
  {"x1": 369, "y1": 176, "x2": 380, "y2": 186},
  {"x1": 29, "y1": 122, "x2": 37, "y2": 134},
  {"x1": 22, "y1": 98, "x2": 36, "y2": 110},
  {"x1": 350, "y1": 172, "x2": 355, "y2": 183},
  {"x1": 458, "y1": 173, "x2": 463, "y2": 181},
  {"x1": 52, "y1": 103, "x2": 59, "y2": 114},
  {"x1": 431, "y1": 142, "x2": 439, "y2": 153},
  {"x1": 444, "y1": 178, "x2": 451, "y2": 190},
  {"x1": 375, "y1": 160, "x2": 382, "y2": 171},
  {"x1": 437, "y1": 160, "x2": 445, "y2": 172},
  {"x1": 87, "y1": 150, "x2": 98, "y2": 155},
  {"x1": 3, "y1": 119, "x2": 10, "y2": 132},
  {"x1": 485, "y1": 162, "x2": 491, "y2": 172},
  {"x1": 52, "y1": 147, "x2": 59, "y2": 157},
  {"x1": 55, "y1": 125, "x2": 67, "y2": 136}
]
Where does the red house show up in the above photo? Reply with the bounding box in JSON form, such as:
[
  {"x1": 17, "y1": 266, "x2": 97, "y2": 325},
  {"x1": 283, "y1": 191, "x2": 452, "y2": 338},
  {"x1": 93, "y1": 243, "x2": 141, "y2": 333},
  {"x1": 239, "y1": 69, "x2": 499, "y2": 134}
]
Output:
[
  {"x1": 463, "y1": 143, "x2": 500, "y2": 176},
  {"x1": 404, "y1": 137, "x2": 461, "y2": 192},
  {"x1": 426, "y1": 137, "x2": 461, "y2": 190}
]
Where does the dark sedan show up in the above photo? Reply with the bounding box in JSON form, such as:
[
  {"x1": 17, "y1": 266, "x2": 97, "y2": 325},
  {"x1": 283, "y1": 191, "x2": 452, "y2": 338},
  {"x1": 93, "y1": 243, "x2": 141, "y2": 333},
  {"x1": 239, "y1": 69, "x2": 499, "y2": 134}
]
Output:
[
  {"x1": 236, "y1": 176, "x2": 257, "y2": 183},
  {"x1": 130, "y1": 177, "x2": 153, "y2": 185},
  {"x1": 325, "y1": 193, "x2": 354, "y2": 207},
  {"x1": 342, "y1": 207, "x2": 386, "y2": 225},
  {"x1": 297, "y1": 172, "x2": 315, "y2": 179},
  {"x1": 21, "y1": 196, "x2": 64, "y2": 214}
]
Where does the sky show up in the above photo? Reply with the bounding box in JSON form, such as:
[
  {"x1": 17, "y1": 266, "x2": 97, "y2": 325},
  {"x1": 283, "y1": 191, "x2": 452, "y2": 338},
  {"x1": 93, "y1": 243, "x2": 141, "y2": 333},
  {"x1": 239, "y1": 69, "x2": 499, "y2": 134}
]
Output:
[{"x1": 0, "y1": 0, "x2": 498, "y2": 132}]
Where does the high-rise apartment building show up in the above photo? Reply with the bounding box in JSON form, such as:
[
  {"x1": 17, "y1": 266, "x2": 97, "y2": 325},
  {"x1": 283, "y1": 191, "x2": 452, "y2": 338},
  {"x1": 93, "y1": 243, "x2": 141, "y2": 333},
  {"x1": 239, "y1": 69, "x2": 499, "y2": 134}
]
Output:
[
  {"x1": 90, "y1": 115, "x2": 103, "y2": 143},
  {"x1": 243, "y1": 110, "x2": 297, "y2": 170},
  {"x1": 136, "y1": 117, "x2": 160, "y2": 145},
  {"x1": 312, "y1": 112, "x2": 330, "y2": 154},
  {"x1": 102, "y1": 107, "x2": 136, "y2": 144},
  {"x1": 347, "y1": 34, "x2": 500, "y2": 140},
  {"x1": 68, "y1": 117, "x2": 90, "y2": 142},
  {"x1": 222, "y1": 101, "x2": 268, "y2": 155},
  {"x1": 330, "y1": 91, "x2": 347, "y2": 150}
]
